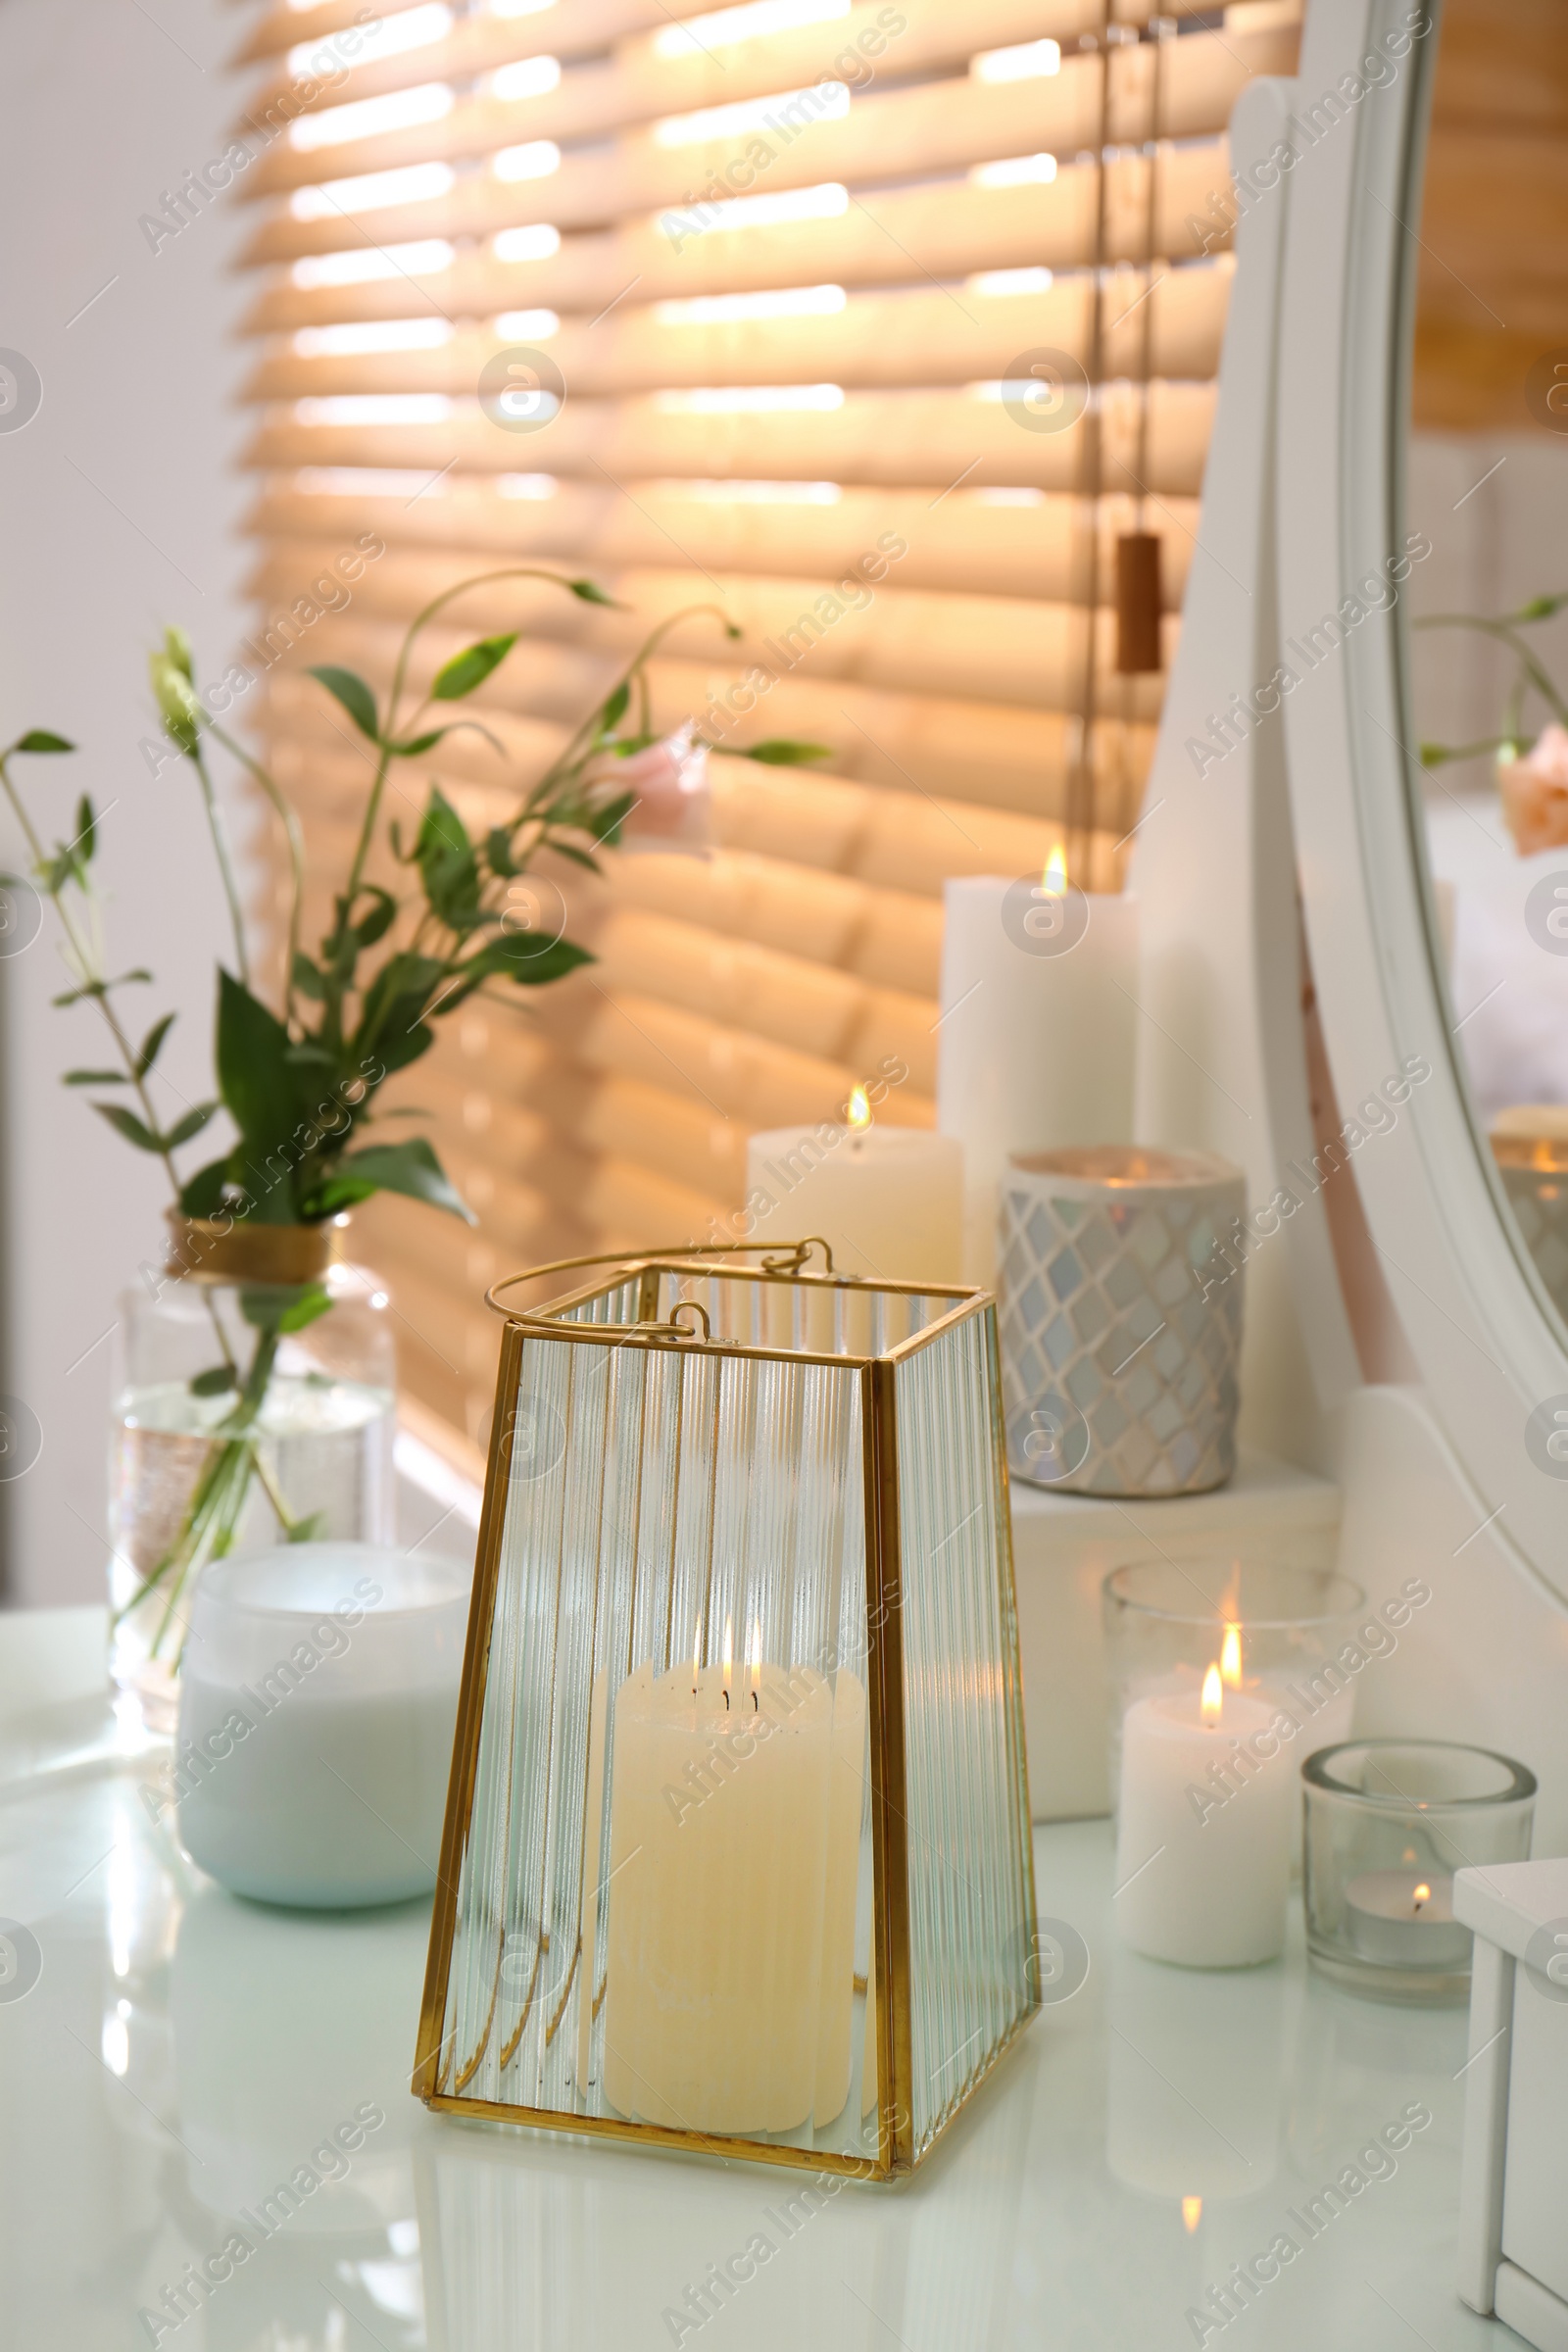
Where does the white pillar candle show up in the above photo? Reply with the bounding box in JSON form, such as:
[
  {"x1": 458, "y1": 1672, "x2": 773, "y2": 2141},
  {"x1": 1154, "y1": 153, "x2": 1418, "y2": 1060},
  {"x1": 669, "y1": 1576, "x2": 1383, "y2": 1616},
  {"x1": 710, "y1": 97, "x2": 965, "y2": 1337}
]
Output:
[
  {"x1": 937, "y1": 869, "x2": 1139, "y2": 1284},
  {"x1": 1114, "y1": 1669, "x2": 1293, "y2": 1967},
  {"x1": 745, "y1": 1112, "x2": 961, "y2": 1288},
  {"x1": 603, "y1": 1651, "x2": 864, "y2": 2136}
]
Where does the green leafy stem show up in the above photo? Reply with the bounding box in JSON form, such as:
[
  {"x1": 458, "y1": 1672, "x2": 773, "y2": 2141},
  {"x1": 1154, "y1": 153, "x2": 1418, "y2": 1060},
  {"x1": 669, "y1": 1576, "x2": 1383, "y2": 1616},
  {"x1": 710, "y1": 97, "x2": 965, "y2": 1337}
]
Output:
[
  {"x1": 6, "y1": 571, "x2": 828, "y2": 1662},
  {"x1": 1415, "y1": 591, "x2": 1568, "y2": 768}
]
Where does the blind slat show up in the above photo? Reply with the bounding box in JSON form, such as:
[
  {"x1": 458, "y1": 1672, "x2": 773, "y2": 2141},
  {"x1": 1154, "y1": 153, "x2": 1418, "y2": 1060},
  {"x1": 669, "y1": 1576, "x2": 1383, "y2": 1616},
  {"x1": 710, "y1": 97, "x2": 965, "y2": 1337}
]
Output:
[
  {"x1": 242, "y1": 263, "x2": 1227, "y2": 400},
  {"x1": 244, "y1": 0, "x2": 1133, "y2": 125},
  {"x1": 236, "y1": 30, "x2": 1288, "y2": 227},
  {"x1": 241, "y1": 143, "x2": 1231, "y2": 336},
  {"x1": 248, "y1": 545, "x2": 1175, "y2": 710},
  {"x1": 243, "y1": 377, "x2": 1217, "y2": 496},
  {"x1": 250, "y1": 485, "x2": 1198, "y2": 607}
]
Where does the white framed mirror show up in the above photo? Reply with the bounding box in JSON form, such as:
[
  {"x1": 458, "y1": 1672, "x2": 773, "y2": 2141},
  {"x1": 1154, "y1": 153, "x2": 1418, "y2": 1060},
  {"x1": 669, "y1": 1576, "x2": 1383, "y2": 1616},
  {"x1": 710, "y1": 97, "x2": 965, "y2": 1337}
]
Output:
[{"x1": 1274, "y1": 0, "x2": 1568, "y2": 1605}]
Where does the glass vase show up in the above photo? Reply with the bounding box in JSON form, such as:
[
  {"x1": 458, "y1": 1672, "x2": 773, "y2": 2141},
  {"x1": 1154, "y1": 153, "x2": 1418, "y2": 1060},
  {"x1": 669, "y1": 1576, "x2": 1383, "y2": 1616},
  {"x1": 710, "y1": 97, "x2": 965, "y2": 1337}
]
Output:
[{"x1": 109, "y1": 1216, "x2": 396, "y2": 1734}]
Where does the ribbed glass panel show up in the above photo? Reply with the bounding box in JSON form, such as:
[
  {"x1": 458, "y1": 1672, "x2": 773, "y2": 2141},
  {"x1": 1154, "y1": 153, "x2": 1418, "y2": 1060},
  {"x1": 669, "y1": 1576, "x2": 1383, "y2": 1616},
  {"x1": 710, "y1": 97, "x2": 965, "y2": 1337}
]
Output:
[
  {"x1": 438, "y1": 1272, "x2": 883, "y2": 2158},
  {"x1": 427, "y1": 1264, "x2": 1035, "y2": 2173},
  {"x1": 894, "y1": 1304, "x2": 1034, "y2": 2160}
]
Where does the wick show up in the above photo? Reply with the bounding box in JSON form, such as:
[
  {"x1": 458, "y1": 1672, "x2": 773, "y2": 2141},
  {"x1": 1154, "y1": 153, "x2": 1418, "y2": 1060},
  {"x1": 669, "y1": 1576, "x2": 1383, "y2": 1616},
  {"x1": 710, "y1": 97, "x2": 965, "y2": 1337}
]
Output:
[
  {"x1": 722, "y1": 1690, "x2": 729, "y2": 1711},
  {"x1": 751, "y1": 1690, "x2": 759, "y2": 1713}
]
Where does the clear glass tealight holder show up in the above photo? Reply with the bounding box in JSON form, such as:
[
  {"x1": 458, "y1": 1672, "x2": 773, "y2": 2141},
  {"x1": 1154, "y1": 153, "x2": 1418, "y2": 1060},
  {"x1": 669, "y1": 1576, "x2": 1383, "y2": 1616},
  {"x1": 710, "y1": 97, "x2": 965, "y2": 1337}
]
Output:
[
  {"x1": 1102, "y1": 1559, "x2": 1369, "y2": 1815},
  {"x1": 1302, "y1": 1740, "x2": 1537, "y2": 2004}
]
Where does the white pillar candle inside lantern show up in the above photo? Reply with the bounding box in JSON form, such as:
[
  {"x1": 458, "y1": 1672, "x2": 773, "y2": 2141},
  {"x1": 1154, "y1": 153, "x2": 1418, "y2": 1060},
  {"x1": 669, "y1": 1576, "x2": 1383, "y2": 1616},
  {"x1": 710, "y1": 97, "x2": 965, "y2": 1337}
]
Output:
[
  {"x1": 937, "y1": 859, "x2": 1140, "y2": 1285},
  {"x1": 603, "y1": 1639, "x2": 854, "y2": 2135},
  {"x1": 746, "y1": 1091, "x2": 962, "y2": 1286},
  {"x1": 1114, "y1": 1662, "x2": 1294, "y2": 1967}
]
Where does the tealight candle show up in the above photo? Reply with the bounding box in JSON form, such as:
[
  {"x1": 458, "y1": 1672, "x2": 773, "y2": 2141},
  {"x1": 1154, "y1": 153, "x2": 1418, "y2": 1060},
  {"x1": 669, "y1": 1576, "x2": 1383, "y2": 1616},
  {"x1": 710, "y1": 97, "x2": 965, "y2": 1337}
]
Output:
[
  {"x1": 1345, "y1": 1870, "x2": 1469, "y2": 1968},
  {"x1": 1114, "y1": 1663, "x2": 1293, "y2": 1967}
]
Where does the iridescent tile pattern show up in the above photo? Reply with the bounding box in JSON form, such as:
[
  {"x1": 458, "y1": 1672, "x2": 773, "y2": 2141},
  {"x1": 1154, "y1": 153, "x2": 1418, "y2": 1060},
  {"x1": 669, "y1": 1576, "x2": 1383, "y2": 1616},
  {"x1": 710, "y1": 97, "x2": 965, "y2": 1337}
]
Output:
[{"x1": 998, "y1": 1150, "x2": 1246, "y2": 1496}]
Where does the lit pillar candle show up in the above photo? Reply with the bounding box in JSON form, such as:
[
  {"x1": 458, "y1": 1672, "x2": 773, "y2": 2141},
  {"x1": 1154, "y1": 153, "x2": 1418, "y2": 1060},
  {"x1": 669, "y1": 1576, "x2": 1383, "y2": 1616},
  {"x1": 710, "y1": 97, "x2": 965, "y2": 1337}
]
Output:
[
  {"x1": 1114, "y1": 1663, "x2": 1293, "y2": 1967},
  {"x1": 937, "y1": 859, "x2": 1139, "y2": 1285},
  {"x1": 603, "y1": 1638, "x2": 864, "y2": 2136},
  {"x1": 746, "y1": 1092, "x2": 962, "y2": 1288}
]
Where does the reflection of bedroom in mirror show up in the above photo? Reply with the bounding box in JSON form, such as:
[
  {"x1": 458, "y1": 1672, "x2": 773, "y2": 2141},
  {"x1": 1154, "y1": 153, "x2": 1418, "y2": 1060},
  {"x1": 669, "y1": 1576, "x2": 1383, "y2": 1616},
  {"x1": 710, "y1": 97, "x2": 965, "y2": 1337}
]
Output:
[{"x1": 1404, "y1": 0, "x2": 1568, "y2": 1331}]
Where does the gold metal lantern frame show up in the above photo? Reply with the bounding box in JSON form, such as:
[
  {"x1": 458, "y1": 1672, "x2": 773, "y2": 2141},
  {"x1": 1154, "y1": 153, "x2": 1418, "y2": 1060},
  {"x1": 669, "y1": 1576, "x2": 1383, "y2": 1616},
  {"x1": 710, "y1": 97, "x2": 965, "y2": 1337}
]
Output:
[{"x1": 415, "y1": 1241, "x2": 1039, "y2": 2180}]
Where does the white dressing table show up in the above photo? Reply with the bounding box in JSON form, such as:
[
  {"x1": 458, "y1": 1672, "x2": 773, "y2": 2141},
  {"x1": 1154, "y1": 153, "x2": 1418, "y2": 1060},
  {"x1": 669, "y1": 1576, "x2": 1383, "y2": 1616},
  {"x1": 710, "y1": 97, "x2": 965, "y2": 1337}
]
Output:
[{"x1": 0, "y1": 1607, "x2": 1520, "y2": 2352}]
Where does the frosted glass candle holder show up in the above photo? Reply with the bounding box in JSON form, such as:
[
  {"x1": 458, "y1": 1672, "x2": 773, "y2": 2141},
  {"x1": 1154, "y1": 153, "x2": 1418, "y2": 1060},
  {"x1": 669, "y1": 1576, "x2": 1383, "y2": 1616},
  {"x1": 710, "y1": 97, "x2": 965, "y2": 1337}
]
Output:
[
  {"x1": 1102, "y1": 1558, "x2": 1368, "y2": 1815},
  {"x1": 415, "y1": 1242, "x2": 1039, "y2": 2180},
  {"x1": 175, "y1": 1542, "x2": 470, "y2": 1909},
  {"x1": 1303, "y1": 1740, "x2": 1537, "y2": 2004}
]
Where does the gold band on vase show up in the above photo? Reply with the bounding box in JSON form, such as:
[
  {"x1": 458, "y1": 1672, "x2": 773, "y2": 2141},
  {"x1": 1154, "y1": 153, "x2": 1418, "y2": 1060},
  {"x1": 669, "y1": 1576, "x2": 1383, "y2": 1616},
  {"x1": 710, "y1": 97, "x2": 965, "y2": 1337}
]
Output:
[{"x1": 164, "y1": 1211, "x2": 344, "y2": 1287}]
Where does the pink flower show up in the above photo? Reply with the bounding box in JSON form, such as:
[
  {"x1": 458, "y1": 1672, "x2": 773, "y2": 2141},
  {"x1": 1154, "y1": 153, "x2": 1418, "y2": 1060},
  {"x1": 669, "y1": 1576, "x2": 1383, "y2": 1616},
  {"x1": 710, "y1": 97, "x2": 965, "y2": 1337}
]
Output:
[
  {"x1": 1500, "y1": 725, "x2": 1568, "y2": 858},
  {"x1": 585, "y1": 724, "x2": 710, "y2": 854}
]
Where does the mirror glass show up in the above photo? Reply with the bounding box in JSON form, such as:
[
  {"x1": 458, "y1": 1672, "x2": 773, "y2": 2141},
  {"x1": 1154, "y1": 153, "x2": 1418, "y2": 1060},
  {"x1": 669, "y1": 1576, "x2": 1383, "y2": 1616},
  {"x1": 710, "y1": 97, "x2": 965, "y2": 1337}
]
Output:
[{"x1": 1402, "y1": 0, "x2": 1568, "y2": 1335}]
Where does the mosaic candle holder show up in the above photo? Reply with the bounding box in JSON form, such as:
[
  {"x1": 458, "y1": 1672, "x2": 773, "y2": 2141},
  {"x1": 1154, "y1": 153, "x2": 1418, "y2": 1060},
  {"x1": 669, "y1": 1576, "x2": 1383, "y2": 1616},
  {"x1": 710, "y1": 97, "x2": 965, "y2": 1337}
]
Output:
[
  {"x1": 997, "y1": 1147, "x2": 1246, "y2": 1496},
  {"x1": 415, "y1": 1241, "x2": 1039, "y2": 2180}
]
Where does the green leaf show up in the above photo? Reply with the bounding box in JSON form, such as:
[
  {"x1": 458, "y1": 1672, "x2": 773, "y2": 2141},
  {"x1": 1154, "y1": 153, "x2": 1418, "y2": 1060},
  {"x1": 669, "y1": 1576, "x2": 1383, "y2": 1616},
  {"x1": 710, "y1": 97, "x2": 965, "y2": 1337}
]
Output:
[
  {"x1": 430, "y1": 633, "x2": 517, "y2": 703},
  {"x1": 338, "y1": 1137, "x2": 475, "y2": 1222},
  {"x1": 13, "y1": 729, "x2": 73, "y2": 755},
  {"x1": 290, "y1": 952, "x2": 327, "y2": 1003},
  {"x1": 416, "y1": 786, "x2": 481, "y2": 931},
  {"x1": 93, "y1": 1102, "x2": 164, "y2": 1153},
  {"x1": 72, "y1": 797, "x2": 97, "y2": 864},
  {"x1": 216, "y1": 971, "x2": 311, "y2": 1221},
  {"x1": 589, "y1": 790, "x2": 637, "y2": 847},
  {"x1": 287, "y1": 1511, "x2": 326, "y2": 1543},
  {"x1": 64, "y1": 1068, "x2": 128, "y2": 1086},
  {"x1": 548, "y1": 841, "x2": 602, "y2": 875},
  {"x1": 178, "y1": 1156, "x2": 232, "y2": 1217},
  {"x1": 165, "y1": 1102, "x2": 220, "y2": 1149},
  {"x1": 308, "y1": 665, "x2": 380, "y2": 744},
  {"x1": 238, "y1": 1280, "x2": 333, "y2": 1338},
  {"x1": 570, "y1": 579, "x2": 620, "y2": 608},
  {"x1": 353, "y1": 888, "x2": 398, "y2": 949},
  {"x1": 52, "y1": 983, "x2": 103, "y2": 1008},
  {"x1": 278, "y1": 1282, "x2": 334, "y2": 1336},
  {"x1": 449, "y1": 934, "x2": 594, "y2": 1007},
  {"x1": 135, "y1": 1011, "x2": 175, "y2": 1077},
  {"x1": 599, "y1": 680, "x2": 630, "y2": 733},
  {"x1": 189, "y1": 1365, "x2": 237, "y2": 1398},
  {"x1": 391, "y1": 727, "x2": 451, "y2": 758},
  {"x1": 485, "y1": 826, "x2": 520, "y2": 878},
  {"x1": 742, "y1": 739, "x2": 832, "y2": 765}
]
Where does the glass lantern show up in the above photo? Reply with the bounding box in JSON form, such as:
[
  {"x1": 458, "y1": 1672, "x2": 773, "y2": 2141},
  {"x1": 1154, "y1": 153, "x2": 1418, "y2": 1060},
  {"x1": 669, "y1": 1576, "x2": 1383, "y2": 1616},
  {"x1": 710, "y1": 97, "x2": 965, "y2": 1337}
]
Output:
[{"x1": 415, "y1": 1243, "x2": 1039, "y2": 2179}]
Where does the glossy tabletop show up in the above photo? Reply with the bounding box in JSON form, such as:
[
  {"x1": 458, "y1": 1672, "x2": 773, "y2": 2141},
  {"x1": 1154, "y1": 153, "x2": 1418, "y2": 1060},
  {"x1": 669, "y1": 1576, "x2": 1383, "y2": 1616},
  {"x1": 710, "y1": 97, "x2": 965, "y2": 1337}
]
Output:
[{"x1": 0, "y1": 1651, "x2": 1524, "y2": 2352}]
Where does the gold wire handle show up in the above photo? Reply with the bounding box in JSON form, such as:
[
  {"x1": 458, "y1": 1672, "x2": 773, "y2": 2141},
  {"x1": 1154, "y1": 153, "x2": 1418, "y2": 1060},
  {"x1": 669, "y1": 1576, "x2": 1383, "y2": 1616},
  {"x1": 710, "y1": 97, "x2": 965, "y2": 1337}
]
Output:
[{"x1": 484, "y1": 1237, "x2": 838, "y2": 1325}]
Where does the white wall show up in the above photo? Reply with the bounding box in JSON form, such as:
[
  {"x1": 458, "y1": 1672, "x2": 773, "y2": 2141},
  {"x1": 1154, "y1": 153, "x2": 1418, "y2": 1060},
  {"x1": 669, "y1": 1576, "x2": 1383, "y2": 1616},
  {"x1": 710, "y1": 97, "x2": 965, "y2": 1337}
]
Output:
[{"x1": 0, "y1": 0, "x2": 250, "y2": 1605}]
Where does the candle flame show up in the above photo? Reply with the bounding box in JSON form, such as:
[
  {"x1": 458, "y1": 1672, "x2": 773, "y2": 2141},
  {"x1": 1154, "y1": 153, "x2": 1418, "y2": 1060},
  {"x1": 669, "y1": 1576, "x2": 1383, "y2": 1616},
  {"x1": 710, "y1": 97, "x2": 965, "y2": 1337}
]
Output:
[
  {"x1": 1200, "y1": 1663, "x2": 1223, "y2": 1727},
  {"x1": 1043, "y1": 843, "x2": 1067, "y2": 893},
  {"x1": 1220, "y1": 1621, "x2": 1243, "y2": 1688},
  {"x1": 1181, "y1": 2195, "x2": 1202, "y2": 2234},
  {"x1": 1413, "y1": 1883, "x2": 1431, "y2": 1909},
  {"x1": 847, "y1": 1084, "x2": 871, "y2": 1129}
]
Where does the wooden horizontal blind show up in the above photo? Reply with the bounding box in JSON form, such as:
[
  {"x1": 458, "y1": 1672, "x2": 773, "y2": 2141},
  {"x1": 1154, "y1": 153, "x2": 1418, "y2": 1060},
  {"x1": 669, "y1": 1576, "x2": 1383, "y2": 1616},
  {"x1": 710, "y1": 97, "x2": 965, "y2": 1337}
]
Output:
[
  {"x1": 1413, "y1": 0, "x2": 1568, "y2": 432},
  {"x1": 231, "y1": 0, "x2": 1298, "y2": 1448}
]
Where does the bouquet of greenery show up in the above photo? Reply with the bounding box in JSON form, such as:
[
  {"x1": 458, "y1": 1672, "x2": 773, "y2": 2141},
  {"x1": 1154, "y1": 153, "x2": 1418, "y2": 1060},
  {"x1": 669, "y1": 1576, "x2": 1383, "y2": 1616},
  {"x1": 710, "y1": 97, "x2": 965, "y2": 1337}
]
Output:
[{"x1": 0, "y1": 566, "x2": 823, "y2": 1662}]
